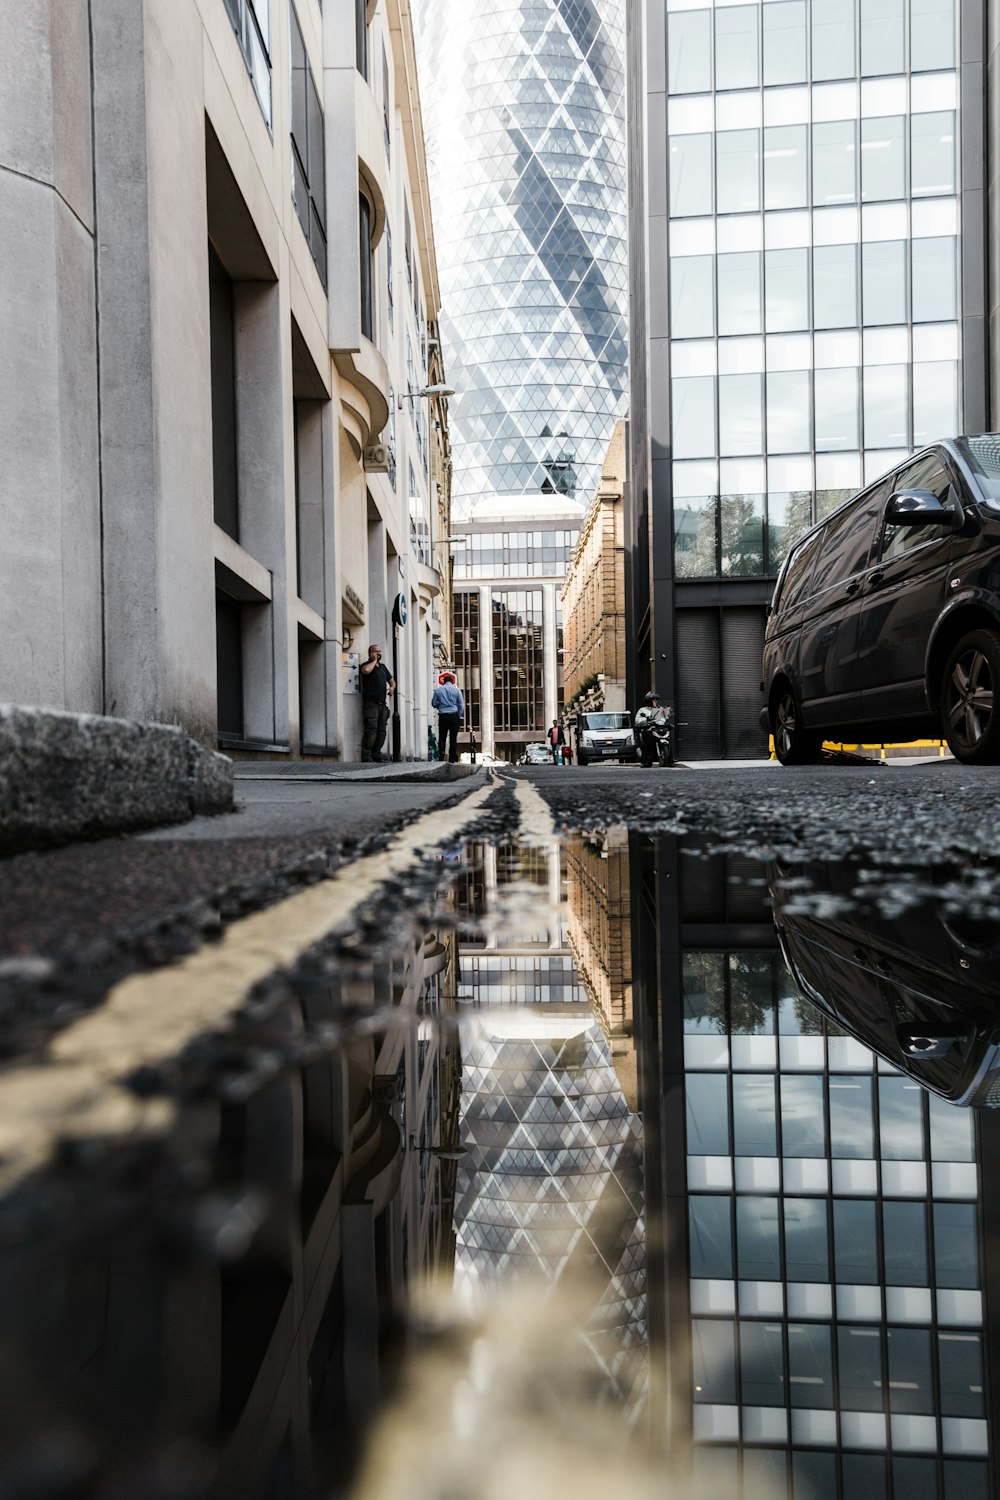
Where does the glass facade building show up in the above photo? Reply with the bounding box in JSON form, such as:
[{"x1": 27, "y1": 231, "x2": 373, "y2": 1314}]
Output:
[{"x1": 626, "y1": 0, "x2": 988, "y2": 757}]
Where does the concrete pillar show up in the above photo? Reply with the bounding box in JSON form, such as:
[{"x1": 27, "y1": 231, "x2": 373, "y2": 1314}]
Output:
[
  {"x1": 478, "y1": 584, "x2": 494, "y2": 755},
  {"x1": 542, "y1": 582, "x2": 558, "y2": 728}
]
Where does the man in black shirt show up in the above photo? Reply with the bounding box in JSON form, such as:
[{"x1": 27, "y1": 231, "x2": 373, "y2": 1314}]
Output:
[{"x1": 360, "y1": 643, "x2": 395, "y2": 762}]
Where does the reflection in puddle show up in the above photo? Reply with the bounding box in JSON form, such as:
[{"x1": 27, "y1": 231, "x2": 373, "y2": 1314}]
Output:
[{"x1": 2, "y1": 832, "x2": 999, "y2": 1498}]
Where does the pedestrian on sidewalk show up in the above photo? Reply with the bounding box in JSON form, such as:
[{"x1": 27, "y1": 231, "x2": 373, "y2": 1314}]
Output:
[
  {"x1": 360, "y1": 643, "x2": 395, "y2": 762},
  {"x1": 431, "y1": 672, "x2": 464, "y2": 764},
  {"x1": 548, "y1": 719, "x2": 565, "y2": 764}
]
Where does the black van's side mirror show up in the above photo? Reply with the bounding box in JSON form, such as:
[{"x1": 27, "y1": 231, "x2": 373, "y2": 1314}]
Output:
[{"x1": 887, "y1": 488, "x2": 958, "y2": 525}]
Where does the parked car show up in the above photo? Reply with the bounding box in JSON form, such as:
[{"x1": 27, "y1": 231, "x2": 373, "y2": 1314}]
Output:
[
  {"x1": 770, "y1": 855, "x2": 1000, "y2": 1106},
  {"x1": 574, "y1": 711, "x2": 638, "y2": 766},
  {"x1": 761, "y1": 436, "x2": 1000, "y2": 765},
  {"x1": 459, "y1": 751, "x2": 504, "y2": 765},
  {"x1": 520, "y1": 743, "x2": 551, "y2": 765}
]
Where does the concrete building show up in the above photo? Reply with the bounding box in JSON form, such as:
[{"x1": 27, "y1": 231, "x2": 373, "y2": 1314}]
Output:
[
  {"x1": 626, "y1": 0, "x2": 988, "y2": 758},
  {"x1": 561, "y1": 420, "x2": 629, "y2": 716},
  {"x1": 0, "y1": 0, "x2": 448, "y2": 762},
  {"x1": 565, "y1": 826, "x2": 637, "y2": 1109}
]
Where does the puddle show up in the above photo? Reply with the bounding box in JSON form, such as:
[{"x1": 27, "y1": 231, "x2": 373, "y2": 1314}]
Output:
[{"x1": 0, "y1": 833, "x2": 998, "y2": 1497}]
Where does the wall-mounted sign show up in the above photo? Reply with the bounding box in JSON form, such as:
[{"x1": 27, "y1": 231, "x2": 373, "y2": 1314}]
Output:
[
  {"x1": 341, "y1": 651, "x2": 360, "y2": 694},
  {"x1": 344, "y1": 584, "x2": 365, "y2": 622},
  {"x1": 392, "y1": 593, "x2": 407, "y2": 627}
]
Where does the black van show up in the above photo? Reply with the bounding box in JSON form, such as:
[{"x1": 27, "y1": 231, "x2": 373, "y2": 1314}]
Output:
[{"x1": 761, "y1": 436, "x2": 1000, "y2": 764}]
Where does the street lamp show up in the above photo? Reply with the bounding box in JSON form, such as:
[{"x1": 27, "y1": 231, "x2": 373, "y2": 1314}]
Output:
[{"x1": 397, "y1": 383, "x2": 456, "y2": 409}]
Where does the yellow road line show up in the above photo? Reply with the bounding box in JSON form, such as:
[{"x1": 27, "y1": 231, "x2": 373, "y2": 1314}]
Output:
[
  {"x1": 0, "y1": 779, "x2": 498, "y2": 1193},
  {"x1": 510, "y1": 775, "x2": 556, "y2": 844}
]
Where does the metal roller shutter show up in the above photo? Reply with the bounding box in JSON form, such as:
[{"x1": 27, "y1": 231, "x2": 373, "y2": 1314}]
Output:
[
  {"x1": 676, "y1": 611, "x2": 721, "y2": 760},
  {"x1": 722, "y1": 607, "x2": 768, "y2": 759}
]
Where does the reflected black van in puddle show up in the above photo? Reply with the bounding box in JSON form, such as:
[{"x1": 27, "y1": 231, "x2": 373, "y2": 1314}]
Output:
[
  {"x1": 769, "y1": 858, "x2": 1000, "y2": 1105},
  {"x1": 761, "y1": 436, "x2": 1000, "y2": 765}
]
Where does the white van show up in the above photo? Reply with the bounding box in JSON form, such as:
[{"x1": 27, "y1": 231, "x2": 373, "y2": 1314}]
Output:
[{"x1": 574, "y1": 712, "x2": 637, "y2": 766}]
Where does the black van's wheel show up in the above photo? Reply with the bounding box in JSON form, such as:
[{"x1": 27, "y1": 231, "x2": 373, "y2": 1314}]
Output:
[
  {"x1": 941, "y1": 629, "x2": 1000, "y2": 764},
  {"x1": 771, "y1": 685, "x2": 822, "y2": 766}
]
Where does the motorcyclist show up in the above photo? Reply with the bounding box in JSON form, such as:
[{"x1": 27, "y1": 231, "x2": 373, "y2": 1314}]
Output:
[{"x1": 634, "y1": 691, "x2": 674, "y2": 767}]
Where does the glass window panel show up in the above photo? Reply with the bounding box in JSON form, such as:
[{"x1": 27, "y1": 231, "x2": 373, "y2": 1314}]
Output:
[
  {"x1": 933, "y1": 1204, "x2": 979, "y2": 1288},
  {"x1": 912, "y1": 111, "x2": 956, "y2": 196},
  {"x1": 864, "y1": 364, "x2": 908, "y2": 448},
  {"x1": 814, "y1": 120, "x2": 858, "y2": 206},
  {"x1": 888, "y1": 1329, "x2": 934, "y2": 1413},
  {"x1": 733, "y1": 1076, "x2": 777, "y2": 1155},
  {"x1": 913, "y1": 237, "x2": 957, "y2": 321},
  {"x1": 721, "y1": 492, "x2": 765, "y2": 574},
  {"x1": 939, "y1": 1333, "x2": 985, "y2": 1418},
  {"x1": 929, "y1": 1092, "x2": 974, "y2": 1161},
  {"x1": 670, "y1": 134, "x2": 713, "y2": 217},
  {"x1": 684, "y1": 951, "x2": 727, "y2": 1031},
  {"x1": 675, "y1": 495, "x2": 720, "y2": 576},
  {"x1": 719, "y1": 252, "x2": 762, "y2": 334},
  {"x1": 741, "y1": 1321, "x2": 786, "y2": 1405},
  {"x1": 794, "y1": 1453, "x2": 838, "y2": 1500},
  {"x1": 717, "y1": 130, "x2": 761, "y2": 213},
  {"x1": 716, "y1": 5, "x2": 760, "y2": 89},
  {"x1": 883, "y1": 1201, "x2": 929, "y2": 1285},
  {"x1": 892, "y1": 1461, "x2": 937, "y2": 1500},
  {"x1": 765, "y1": 248, "x2": 809, "y2": 332},
  {"x1": 692, "y1": 1319, "x2": 737, "y2": 1402},
  {"x1": 812, "y1": 0, "x2": 856, "y2": 80},
  {"x1": 815, "y1": 367, "x2": 860, "y2": 450},
  {"x1": 861, "y1": 117, "x2": 906, "y2": 202},
  {"x1": 784, "y1": 1197, "x2": 830, "y2": 1281},
  {"x1": 672, "y1": 376, "x2": 717, "y2": 458},
  {"x1": 843, "y1": 1456, "x2": 888, "y2": 1500},
  {"x1": 913, "y1": 361, "x2": 958, "y2": 445},
  {"x1": 788, "y1": 1324, "x2": 834, "y2": 1408},
  {"x1": 834, "y1": 1198, "x2": 879, "y2": 1283},
  {"x1": 729, "y1": 952, "x2": 776, "y2": 1031},
  {"x1": 672, "y1": 255, "x2": 716, "y2": 338},
  {"x1": 781, "y1": 1077, "x2": 826, "y2": 1155},
  {"x1": 911, "y1": 0, "x2": 955, "y2": 70},
  {"x1": 738, "y1": 1197, "x2": 782, "y2": 1279},
  {"x1": 669, "y1": 9, "x2": 712, "y2": 93},
  {"x1": 763, "y1": 0, "x2": 807, "y2": 85},
  {"x1": 838, "y1": 1326, "x2": 884, "y2": 1410},
  {"x1": 690, "y1": 1195, "x2": 734, "y2": 1278},
  {"x1": 767, "y1": 370, "x2": 812, "y2": 452},
  {"x1": 767, "y1": 488, "x2": 815, "y2": 571},
  {"x1": 814, "y1": 243, "x2": 859, "y2": 328},
  {"x1": 829, "y1": 1075, "x2": 874, "y2": 1157},
  {"x1": 719, "y1": 374, "x2": 763, "y2": 455},
  {"x1": 687, "y1": 1073, "x2": 730, "y2": 1154},
  {"x1": 862, "y1": 240, "x2": 907, "y2": 324},
  {"x1": 861, "y1": 0, "x2": 904, "y2": 74},
  {"x1": 879, "y1": 1077, "x2": 924, "y2": 1158},
  {"x1": 764, "y1": 125, "x2": 807, "y2": 211}
]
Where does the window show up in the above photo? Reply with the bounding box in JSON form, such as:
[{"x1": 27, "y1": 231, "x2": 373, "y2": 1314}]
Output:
[
  {"x1": 719, "y1": 251, "x2": 762, "y2": 334},
  {"x1": 386, "y1": 222, "x2": 393, "y2": 328},
  {"x1": 668, "y1": 10, "x2": 712, "y2": 93},
  {"x1": 763, "y1": 0, "x2": 807, "y2": 84},
  {"x1": 812, "y1": 0, "x2": 855, "y2": 79},
  {"x1": 382, "y1": 44, "x2": 391, "y2": 159},
  {"x1": 913, "y1": 360, "x2": 958, "y2": 443},
  {"x1": 409, "y1": 462, "x2": 429, "y2": 564},
  {"x1": 670, "y1": 134, "x2": 713, "y2": 217},
  {"x1": 209, "y1": 245, "x2": 239, "y2": 539},
  {"x1": 671, "y1": 256, "x2": 715, "y2": 338},
  {"x1": 814, "y1": 243, "x2": 858, "y2": 328},
  {"x1": 223, "y1": 0, "x2": 271, "y2": 127},
  {"x1": 355, "y1": 0, "x2": 368, "y2": 78},
  {"x1": 912, "y1": 111, "x2": 955, "y2": 196},
  {"x1": 290, "y1": 7, "x2": 327, "y2": 282},
  {"x1": 815, "y1": 367, "x2": 860, "y2": 449},
  {"x1": 765, "y1": 247, "x2": 809, "y2": 332},
  {"x1": 721, "y1": 492, "x2": 764, "y2": 573},
  {"x1": 880, "y1": 450, "x2": 952, "y2": 557},
  {"x1": 785, "y1": 1198, "x2": 829, "y2": 1281},
  {"x1": 716, "y1": 6, "x2": 759, "y2": 89},
  {"x1": 672, "y1": 376, "x2": 716, "y2": 458},
  {"x1": 912, "y1": 236, "x2": 957, "y2": 321},
  {"x1": 911, "y1": 0, "x2": 955, "y2": 69},
  {"x1": 861, "y1": 0, "x2": 904, "y2": 74},
  {"x1": 718, "y1": 130, "x2": 760, "y2": 213},
  {"x1": 764, "y1": 125, "x2": 807, "y2": 211},
  {"x1": 491, "y1": 590, "x2": 544, "y2": 733},
  {"x1": 862, "y1": 240, "x2": 906, "y2": 324},
  {"x1": 813, "y1": 120, "x2": 857, "y2": 205},
  {"x1": 861, "y1": 116, "x2": 905, "y2": 202},
  {"x1": 675, "y1": 494, "x2": 720, "y2": 577},
  {"x1": 719, "y1": 374, "x2": 763, "y2": 455},
  {"x1": 809, "y1": 488, "x2": 882, "y2": 589},
  {"x1": 359, "y1": 192, "x2": 374, "y2": 339},
  {"x1": 864, "y1": 364, "x2": 908, "y2": 448},
  {"x1": 768, "y1": 371, "x2": 812, "y2": 452}
]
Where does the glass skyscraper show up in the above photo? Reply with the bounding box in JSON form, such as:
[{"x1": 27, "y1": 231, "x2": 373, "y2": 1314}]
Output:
[{"x1": 626, "y1": 0, "x2": 988, "y2": 757}]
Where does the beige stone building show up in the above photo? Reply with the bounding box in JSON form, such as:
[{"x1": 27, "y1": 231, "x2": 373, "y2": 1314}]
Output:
[
  {"x1": 565, "y1": 826, "x2": 636, "y2": 1110},
  {"x1": 0, "y1": 0, "x2": 449, "y2": 761},
  {"x1": 560, "y1": 421, "x2": 628, "y2": 716}
]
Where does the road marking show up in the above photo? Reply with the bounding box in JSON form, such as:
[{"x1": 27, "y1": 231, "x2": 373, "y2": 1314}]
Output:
[
  {"x1": 510, "y1": 776, "x2": 556, "y2": 844},
  {"x1": 0, "y1": 779, "x2": 498, "y2": 1194}
]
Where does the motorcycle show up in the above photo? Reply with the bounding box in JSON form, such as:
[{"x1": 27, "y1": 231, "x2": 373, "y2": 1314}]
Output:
[{"x1": 636, "y1": 706, "x2": 675, "y2": 767}]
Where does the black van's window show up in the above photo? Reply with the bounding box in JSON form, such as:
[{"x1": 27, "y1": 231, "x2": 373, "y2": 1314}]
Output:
[
  {"x1": 808, "y1": 490, "x2": 882, "y2": 596},
  {"x1": 776, "y1": 530, "x2": 822, "y2": 612},
  {"x1": 880, "y1": 454, "x2": 952, "y2": 562}
]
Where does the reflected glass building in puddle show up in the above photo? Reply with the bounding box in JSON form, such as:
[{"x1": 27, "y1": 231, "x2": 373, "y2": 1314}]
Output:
[
  {"x1": 632, "y1": 837, "x2": 997, "y2": 1498},
  {"x1": 626, "y1": 0, "x2": 989, "y2": 758}
]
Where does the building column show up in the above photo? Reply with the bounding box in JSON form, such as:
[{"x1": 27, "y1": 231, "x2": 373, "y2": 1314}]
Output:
[
  {"x1": 542, "y1": 582, "x2": 558, "y2": 728},
  {"x1": 478, "y1": 583, "x2": 494, "y2": 755}
]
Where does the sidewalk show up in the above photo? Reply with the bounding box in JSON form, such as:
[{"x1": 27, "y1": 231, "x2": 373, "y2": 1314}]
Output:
[{"x1": 233, "y1": 758, "x2": 482, "y2": 785}]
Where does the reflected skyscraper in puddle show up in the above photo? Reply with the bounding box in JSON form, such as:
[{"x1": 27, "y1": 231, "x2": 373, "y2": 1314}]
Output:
[{"x1": 632, "y1": 836, "x2": 997, "y2": 1497}]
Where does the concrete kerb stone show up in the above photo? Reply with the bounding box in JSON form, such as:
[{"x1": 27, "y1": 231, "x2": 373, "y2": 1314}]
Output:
[{"x1": 0, "y1": 705, "x2": 233, "y2": 854}]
